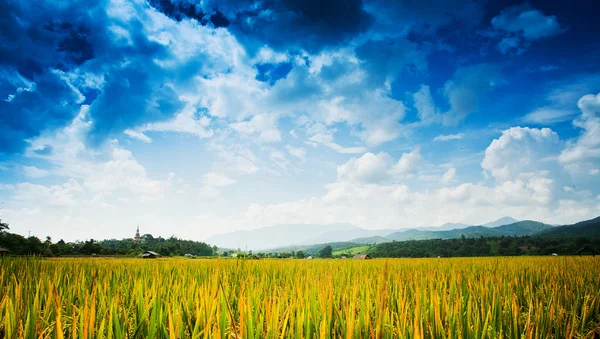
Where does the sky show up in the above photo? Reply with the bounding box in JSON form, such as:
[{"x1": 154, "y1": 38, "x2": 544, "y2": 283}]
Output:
[{"x1": 1, "y1": 0, "x2": 599, "y2": 242}]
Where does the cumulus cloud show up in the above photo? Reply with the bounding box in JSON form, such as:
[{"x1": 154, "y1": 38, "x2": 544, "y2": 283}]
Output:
[
  {"x1": 337, "y1": 148, "x2": 422, "y2": 184},
  {"x1": 482, "y1": 127, "x2": 561, "y2": 183},
  {"x1": 337, "y1": 152, "x2": 393, "y2": 184},
  {"x1": 559, "y1": 92, "x2": 600, "y2": 167},
  {"x1": 440, "y1": 167, "x2": 456, "y2": 184}
]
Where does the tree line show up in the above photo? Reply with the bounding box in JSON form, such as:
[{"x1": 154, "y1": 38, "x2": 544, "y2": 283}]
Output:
[
  {"x1": 368, "y1": 235, "x2": 600, "y2": 258},
  {"x1": 0, "y1": 231, "x2": 216, "y2": 257}
]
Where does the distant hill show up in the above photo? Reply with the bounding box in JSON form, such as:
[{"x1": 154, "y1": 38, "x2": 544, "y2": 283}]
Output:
[
  {"x1": 538, "y1": 216, "x2": 600, "y2": 238},
  {"x1": 419, "y1": 222, "x2": 472, "y2": 231},
  {"x1": 349, "y1": 235, "x2": 390, "y2": 244},
  {"x1": 296, "y1": 228, "x2": 397, "y2": 246},
  {"x1": 266, "y1": 242, "x2": 361, "y2": 255},
  {"x1": 366, "y1": 220, "x2": 553, "y2": 243},
  {"x1": 385, "y1": 229, "x2": 439, "y2": 241},
  {"x1": 207, "y1": 223, "x2": 358, "y2": 250},
  {"x1": 483, "y1": 217, "x2": 519, "y2": 227},
  {"x1": 207, "y1": 217, "x2": 565, "y2": 251}
]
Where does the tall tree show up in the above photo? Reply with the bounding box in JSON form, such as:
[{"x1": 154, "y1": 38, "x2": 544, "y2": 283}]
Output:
[{"x1": 319, "y1": 245, "x2": 333, "y2": 258}]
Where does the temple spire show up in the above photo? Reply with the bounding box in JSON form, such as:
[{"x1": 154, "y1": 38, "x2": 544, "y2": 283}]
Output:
[{"x1": 135, "y1": 226, "x2": 141, "y2": 241}]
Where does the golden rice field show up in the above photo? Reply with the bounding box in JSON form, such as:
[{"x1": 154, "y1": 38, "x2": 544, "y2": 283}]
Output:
[{"x1": 1, "y1": 257, "x2": 600, "y2": 338}]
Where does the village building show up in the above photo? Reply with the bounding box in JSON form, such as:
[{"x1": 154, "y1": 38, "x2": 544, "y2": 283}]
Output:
[
  {"x1": 353, "y1": 254, "x2": 372, "y2": 260},
  {"x1": 140, "y1": 250, "x2": 159, "y2": 259}
]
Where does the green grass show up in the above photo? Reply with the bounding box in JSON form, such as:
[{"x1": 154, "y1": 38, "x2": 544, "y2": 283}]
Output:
[{"x1": 333, "y1": 245, "x2": 371, "y2": 256}]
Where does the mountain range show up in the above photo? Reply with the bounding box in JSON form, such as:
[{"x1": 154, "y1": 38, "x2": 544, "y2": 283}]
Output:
[{"x1": 208, "y1": 216, "x2": 526, "y2": 250}]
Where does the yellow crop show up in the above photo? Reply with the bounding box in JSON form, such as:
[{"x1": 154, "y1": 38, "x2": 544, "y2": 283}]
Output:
[{"x1": 1, "y1": 256, "x2": 599, "y2": 338}]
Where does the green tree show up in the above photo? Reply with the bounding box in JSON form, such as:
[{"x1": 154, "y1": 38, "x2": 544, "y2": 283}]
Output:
[
  {"x1": 296, "y1": 251, "x2": 305, "y2": 259},
  {"x1": 319, "y1": 245, "x2": 333, "y2": 258}
]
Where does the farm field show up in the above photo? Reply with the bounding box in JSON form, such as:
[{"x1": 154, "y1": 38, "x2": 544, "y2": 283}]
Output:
[
  {"x1": 1, "y1": 257, "x2": 599, "y2": 338},
  {"x1": 332, "y1": 245, "x2": 371, "y2": 257}
]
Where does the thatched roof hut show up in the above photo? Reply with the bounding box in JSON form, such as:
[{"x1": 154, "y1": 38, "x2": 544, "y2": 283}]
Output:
[
  {"x1": 0, "y1": 247, "x2": 10, "y2": 256},
  {"x1": 353, "y1": 254, "x2": 371, "y2": 260},
  {"x1": 140, "y1": 250, "x2": 160, "y2": 259}
]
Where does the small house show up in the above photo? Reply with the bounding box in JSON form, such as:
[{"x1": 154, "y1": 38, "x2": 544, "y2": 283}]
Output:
[
  {"x1": 353, "y1": 254, "x2": 371, "y2": 260},
  {"x1": 306, "y1": 256, "x2": 313, "y2": 260},
  {"x1": 140, "y1": 250, "x2": 160, "y2": 259},
  {"x1": 0, "y1": 247, "x2": 10, "y2": 257},
  {"x1": 184, "y1": 254, "x2": 196, "y2": 258}
]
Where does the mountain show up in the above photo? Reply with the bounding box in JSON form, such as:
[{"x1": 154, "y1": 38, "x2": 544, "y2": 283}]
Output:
[
  {"x1": 349, "y1": 235, "x2": 390, "y2": 244},
  {"x1": 296, "y1": 228, "x2": 397, "y2": 246},
  {"x1": 537, "y1": 216, "x2": 600, "y2": 238},
  {"x1": 419, "y1": 222, "x2": 472, "y2": 231},
  {"x1": 207, "y1": 223, "x2": 359, "y2": 250},
  {"x1": 494, "y1": 220, "x2": 552, "y2": 235},
  {"x1": 483, "y1": 217, "x2": 519, "y2": 227},
  {"x1": 435, "y1": 221, "x2": 553, "y2": 238},
  {"x1": 385, "y1": 229, "x2": 439, "y2": 241},
  {"x1": 379, "y1": 220, "x2": 553, "y2": 243}
]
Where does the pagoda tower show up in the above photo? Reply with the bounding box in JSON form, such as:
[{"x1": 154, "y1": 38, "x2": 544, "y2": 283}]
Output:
[{"x1": 134, "y1": 226, "x2": 141, "y2": 241}]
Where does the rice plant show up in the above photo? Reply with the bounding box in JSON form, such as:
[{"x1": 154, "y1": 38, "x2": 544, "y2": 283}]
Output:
[{"x1": 1, "y1": 256, "x2": 599, "y2": 338}]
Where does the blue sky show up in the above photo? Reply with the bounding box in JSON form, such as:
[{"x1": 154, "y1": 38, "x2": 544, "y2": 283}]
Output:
[{"x1": 1, "y1": 0, "x2": 599, "y2": 241}]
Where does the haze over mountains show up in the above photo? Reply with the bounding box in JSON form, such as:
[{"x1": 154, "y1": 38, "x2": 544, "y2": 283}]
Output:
[{"x1": 207, "y1": 217, "x2": 525, "y2": 250}]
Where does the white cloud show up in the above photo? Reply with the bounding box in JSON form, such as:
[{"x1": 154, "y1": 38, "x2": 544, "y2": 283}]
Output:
[
  {"x1": 559, "y1": 92, "x2": 600, "y2": 166},
  {"x1": 124, "y1": 129, "x2": 152, "y2": 143},
  {"x1": 522, "y1": 107, "x2": 576, "y2": 124},
  {"x1": 392, "y1": 147, "x2": 423, "y2": 177},
  {"x1": 337, "y1": 148, "x2": 422, "y2": 184},
  {"x1": 337, "y1": 152, "x2": 393, "y2": 184},
  {"x1": 13, "y1": 179, "x2": 83, "y2": 207},
  {"x1": 305, "y1": 123, "x2": 368, "y2": 154},
  {"x1": 203, "y1": 172, "x2": 236, "y2": 187},
  {"x1": 413, "y1": 85, "x2": 441, "y2": 124},
  {"x1": 197, "y1": 186, "x2": 222, "y2": 201},
  {"x1": 22, "y1": 166, "x2": 50, "y2": 178},
  {"x1": 84, "y1": 147, "x2": 173, "y2": 196},
  {"x1": 482, "y1": 127, "x2": 560, "y2": 183},
  {"x1": 433, "y1": 133, "x2": 464, "y2": 141},
  {"x1": 252, "y1": 46, "x2": 290, "y2": 64},
  {"x1": 230, "y1": 113, "x2": 281, "y2": 143},
  {"x1": 286, "y1": 146, "x2": 306, "y2": 160},
  {"x1": 440, "y1": 167, "x2": 456, "y2": 184}
]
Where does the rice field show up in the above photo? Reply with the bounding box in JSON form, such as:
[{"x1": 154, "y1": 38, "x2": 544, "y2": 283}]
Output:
[{"x1": 1, "y1": 256, "x2": 599, "y2": 338}]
